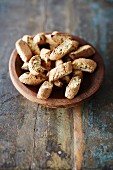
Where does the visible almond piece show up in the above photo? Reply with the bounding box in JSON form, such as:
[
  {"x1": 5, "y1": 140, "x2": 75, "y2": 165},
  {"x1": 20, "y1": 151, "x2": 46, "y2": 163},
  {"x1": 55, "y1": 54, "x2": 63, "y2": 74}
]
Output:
[
  {"x1": 37, "y1": 81, "x2": 53, "y2": 99},
  {"x1": 19, "y1": 72, "x2": 46, "y2": 86},
  {"x1": 33, "y1": 33, "x2": 46, "y2": 45},
  {"x1": 22, "y1": 35, "x2": 40, "y2": 55},
  {"x1": 49, "y1": 61, "x2": 72, "y2": 82},
  {"x1": 72, "y1": 58, "x2": 97, "y2": 73},
  {"x1": 65, "y1": 76, "x2": 81, "y2": 99},
  {"x1": 29, "y1": 55, "x2": 45, "y2": 75},
  {"x1": 16, "y1": 39, "x2": 32, "y2": 62},
  {"x1": 21, "y1": 62, "x2": 29, "y2": 70},
  {"x1": 50, "y1": 39, "x2": 79, "y2": 61},
  {"x1": 69, "y1": 45, "x2": 95, "y2": 60}
]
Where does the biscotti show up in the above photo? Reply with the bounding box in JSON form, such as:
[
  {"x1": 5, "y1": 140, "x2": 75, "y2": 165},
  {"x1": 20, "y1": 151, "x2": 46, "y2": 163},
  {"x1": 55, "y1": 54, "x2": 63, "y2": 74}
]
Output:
[
  {"x1": 29, "y1": 55, "x2": 45, "y2": 75},
  {"x1": 51, "y1": 32, "x2": 72, "y2": 44},
  {"x1": 50, "y1": 39, "x2": 79, "y2": 60},
  {"x1": 49, "y1": 61, "x2": 72, "y2": 82},
  {"x1": 16, "y1": 39, "x2": 32, "y2": 62},
  {"x1": 19, "y1": 72, "x2": 46, "y2": 85},
  {"x1": 72, "y1": 58, "x2": 97, "y2": 73},
  {"x1": 22, "y1": 35, "x2": 40, "y2": 55},
  {"x1": 16, "y1": 32, "x2": 97, "y2": 100},
  {"x1": 69, "y1": 45, "x2": 95, "y2": 60},
  {"x1": 33, "y1": 33, "x2": 46, "y2": 45},
  {"x1": 65, "y1": 76, "x2": 81, "y2": 99},
  {"x1": 37, "y1": 81, "x2": 53, "y2": 99}
]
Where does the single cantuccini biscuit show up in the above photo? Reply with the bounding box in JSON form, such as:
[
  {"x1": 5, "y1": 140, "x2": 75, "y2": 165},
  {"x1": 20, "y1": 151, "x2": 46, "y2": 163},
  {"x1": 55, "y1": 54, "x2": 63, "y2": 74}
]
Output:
[
  {"x1": 69, "y1": 45, "x2": 95, "y2": 60},
  {"x1": 33, "y1": 33, "x2": 46, "y2": 45},
  {"x1": 19, "y1": 72, "x2": 46, "y2": 86},
  {"x1": 22, "y1": 35, "x2": 40, "y2": 55},
  {"x1": 37, "y1": 81, "x2": 53, "y2": 99},
  {"x1": 55, "y1": 59, "x2": 63, "y2": 67},
  {"x1": 54, "y1": 80, "x2": 63, "y2": 87},
  {"x1": 73, "y1": 70, "x2": 83, "y2": 79},
  {"x1": 21, "y1": 62, "x2": 29, "y2": 70},
  {"x1": 50, "y1": 39, "x2": 79, "y2": 60},
  {"x1": 16, "y1": 39, "x2": 32, "y2": 62},
  {"x1": 29, "y1": 55, "x2": 45, "y2": 75},
  {"x1": 40, "y1": 48, "x2": 50, "y2": 62},
  {"x1": 51, "y1": 32, "x2": 72, "y2": 44},
  {"x1": 65, "y1": 76, "x2": 81, "y2": 99},
  {"x1": 72, "y1": 58, "x2": 97, "y2": 73},
  {"x1": 49, "y1": 61, "x2": 72, "y2": 82}
]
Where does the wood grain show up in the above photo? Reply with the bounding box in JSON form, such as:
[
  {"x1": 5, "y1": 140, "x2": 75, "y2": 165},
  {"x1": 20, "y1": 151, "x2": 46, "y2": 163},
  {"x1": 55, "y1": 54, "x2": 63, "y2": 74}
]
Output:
[{"x1": 0, "y1": 0, "x2": 113, "y2": 169}]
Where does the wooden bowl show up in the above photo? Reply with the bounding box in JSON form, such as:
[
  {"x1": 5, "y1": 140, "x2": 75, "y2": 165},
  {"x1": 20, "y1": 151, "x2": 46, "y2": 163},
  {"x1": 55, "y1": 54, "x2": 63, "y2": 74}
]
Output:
[{"x1": 9, "y1": 35, "x2": 104, "y2": 108}]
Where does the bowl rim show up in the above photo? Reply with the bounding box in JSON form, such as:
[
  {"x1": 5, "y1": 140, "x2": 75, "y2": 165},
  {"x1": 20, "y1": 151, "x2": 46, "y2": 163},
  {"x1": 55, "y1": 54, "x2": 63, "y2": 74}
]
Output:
[{"x1": 9, "y1": 34, "x2": 105, "y2": 108}]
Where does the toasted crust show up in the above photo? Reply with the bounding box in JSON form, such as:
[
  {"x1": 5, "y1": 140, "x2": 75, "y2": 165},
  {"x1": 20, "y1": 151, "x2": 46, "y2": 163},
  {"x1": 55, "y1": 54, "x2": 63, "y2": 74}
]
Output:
[
  {"x1": 29, "y1": 55, "x2": 45, "y2": 75},
  {"x1": 65, "y1": 76, "x2": 81, "y2": 99},
  {"x1": 49, "y1": 61, "x2": 72, "y2": 82},
  {"x1": 55, "y1": 59, "x2": 63, "y2": 67},
  {"x1": 33, "y1": 33, "x2": 46, "y2": 45},
  {"x1": 73, "y1": 70, "x2": 83, "y2": 79},
  {"x1": 21, "y1": 62, "x2": 29, "y2": 70},
  {"x1": 37, "y1": 81, "x2": 53, "y2": 99},
  {"x1": 19, "y1": 72, "x2": 46, "y2": 85},
  {"x1": 16, "y1": 39, "x2": 32, "y2": 62},
  {"x1": 54, "y1": 80, "x2": 63, "y2": 87},
  {"x1": 22, "y1": 35, "x2": 40, "y2": 55},
  {"x1": 69, "y1": 45, "x2": 95, "y2": 60},
  {"x1": 45, "y1": 34, "x2": 57, "y2": 45},
  {"x1": 51, "y1": 32, "x2": 72, "y2": 44},
  {"x1": 72, "y1": 58, "x2": 97, "y2": 73},
  {"x1": 50, "y1": 43, "x2": 58, "y2": 51},
  {"x1": 50, "y1": 39, "x2": 79, "y2": 60},
  {"x1": 40, "y1": 48, "x2": 50, "y2": 62}
]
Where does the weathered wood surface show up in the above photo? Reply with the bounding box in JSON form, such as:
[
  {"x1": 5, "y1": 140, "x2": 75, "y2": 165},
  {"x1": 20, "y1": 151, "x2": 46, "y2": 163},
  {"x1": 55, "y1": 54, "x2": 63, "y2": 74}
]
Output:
[{"x1": 0, "y1": 0, "x2": 113, "y2": 169}]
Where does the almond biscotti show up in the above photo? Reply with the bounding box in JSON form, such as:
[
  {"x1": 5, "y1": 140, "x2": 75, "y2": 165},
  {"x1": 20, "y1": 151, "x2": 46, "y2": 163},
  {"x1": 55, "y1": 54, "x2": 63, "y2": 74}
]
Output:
[
  {"x1": 19, "y1": 72, "x2": 46, "y2": 85},
  {"x1": 65, "y1": 76, "x2": 81, "y2": 99},
  {"x1": 49, "y1": 61, "x2": 72, "y2": 82},
  {"x1": 69, "y1": 45, "x2": 95, "y2": 60},
  {"x1": 33, "y1": 33, "x2": 46, "y2": 45},
  {"x1": 29, "y1": 55, "x2": 45, "y2": 75},
  {"x1": 16, "y1": 39, "x2": 32, "y2": 62},
  {"x1": 22, "y1": 35, "x2": 40, "y2": 55},
  {"x1": 16, "y1": 32, "x2": 98, "y2": 100},
  {"x1": 72, "y1": 58, "x2": 97, "y2": 73},
  {"x1": 50, "y1": 39, "x2": 79, "y2": 60},
  {"x1": 51, "y1": 32, "x2": 72, "y2": 44},
  {"x1": 37, "y1": 81, "x2": 53, "y2": 99}
]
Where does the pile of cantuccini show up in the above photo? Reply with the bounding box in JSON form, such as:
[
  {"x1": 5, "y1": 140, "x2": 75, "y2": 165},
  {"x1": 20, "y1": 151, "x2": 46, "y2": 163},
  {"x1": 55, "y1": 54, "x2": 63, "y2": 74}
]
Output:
[{"x1": 16, "y1": 31, "x2": 97, "y2": 99}]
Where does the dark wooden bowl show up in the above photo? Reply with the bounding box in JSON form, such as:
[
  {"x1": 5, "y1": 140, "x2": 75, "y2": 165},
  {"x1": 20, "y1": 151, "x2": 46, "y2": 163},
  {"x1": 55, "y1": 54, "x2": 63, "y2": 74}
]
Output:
[{"x1": 9, "y1": 35, "x2": 104, "y2": 108}]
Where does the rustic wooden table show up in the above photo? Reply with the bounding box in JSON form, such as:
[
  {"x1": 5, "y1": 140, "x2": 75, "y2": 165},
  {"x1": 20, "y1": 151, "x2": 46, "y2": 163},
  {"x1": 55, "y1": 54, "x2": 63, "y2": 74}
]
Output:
[{"x1": 0, "y1": 0, "x2": 113, "y2": 170}]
